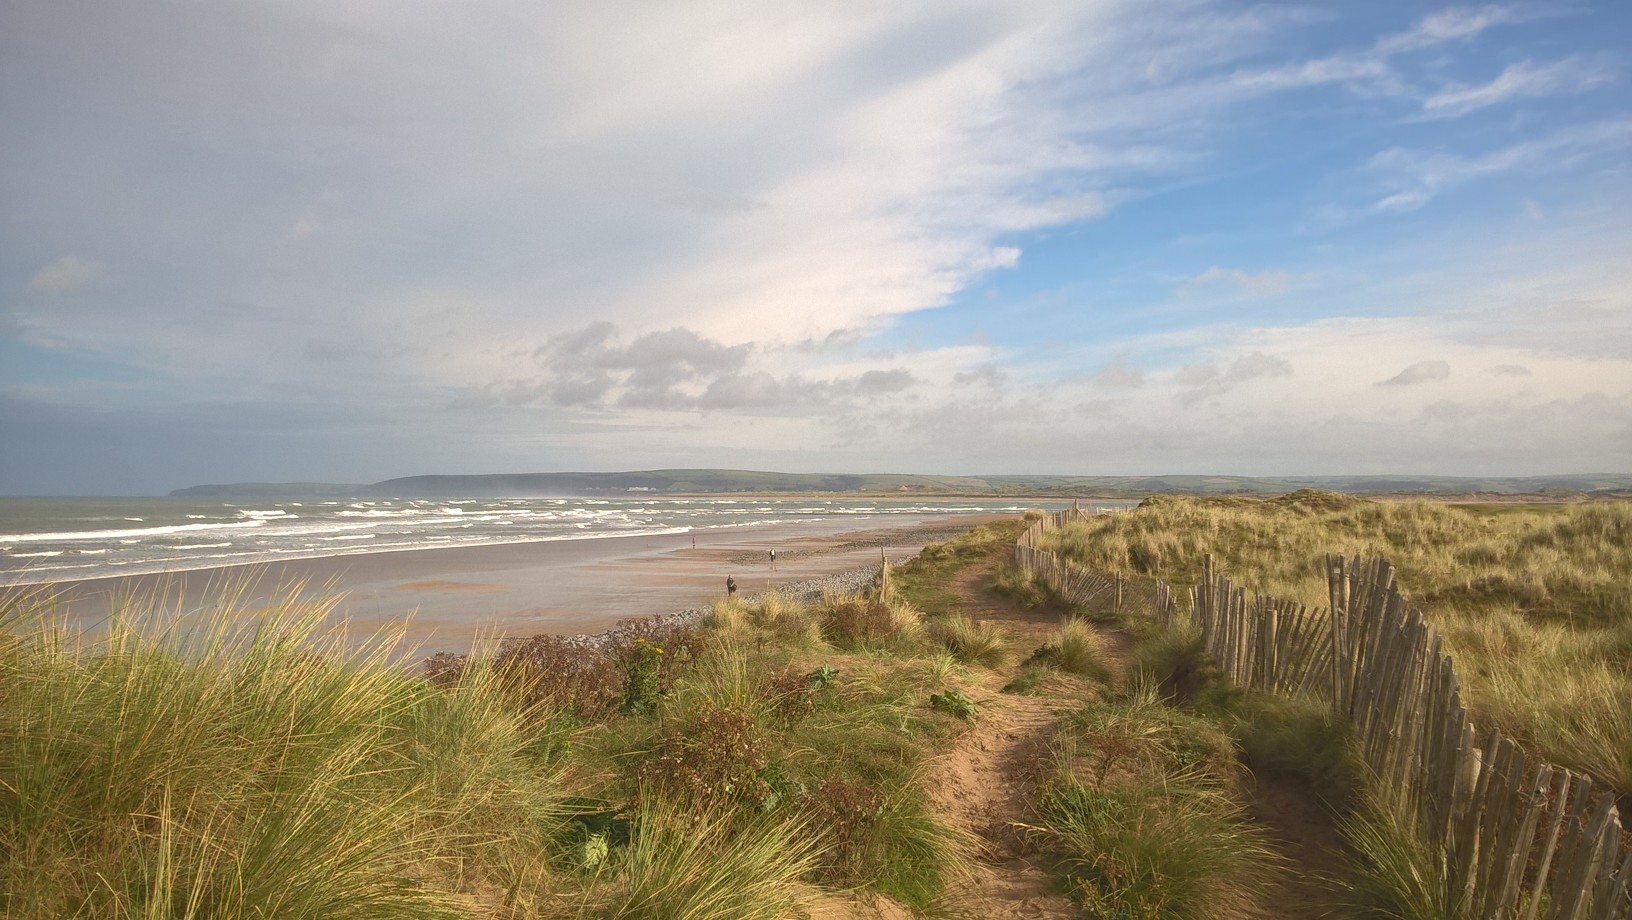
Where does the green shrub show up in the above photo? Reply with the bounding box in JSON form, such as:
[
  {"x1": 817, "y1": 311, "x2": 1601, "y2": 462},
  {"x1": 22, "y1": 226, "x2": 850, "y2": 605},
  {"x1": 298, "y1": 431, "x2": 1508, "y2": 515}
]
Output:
[
  {"x1": 622, "y1": 638, "x2": 666, "y2": 715},
  {"x1": 634, "y1": 706, "x2": 779, "y2": 811},
  {"x1": 1002, "y1": 663, "x2": 1055, "y2": 695},
  {"x1": 929, "y1": 689, "x2": 978, "y2": 720}
]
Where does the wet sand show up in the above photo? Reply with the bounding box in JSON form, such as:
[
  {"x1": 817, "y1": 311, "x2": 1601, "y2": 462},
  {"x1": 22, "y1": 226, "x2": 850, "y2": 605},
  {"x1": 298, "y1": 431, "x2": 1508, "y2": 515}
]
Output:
[{"x1": 16, "y1": 513, "x2": 1006, "y2": 656}]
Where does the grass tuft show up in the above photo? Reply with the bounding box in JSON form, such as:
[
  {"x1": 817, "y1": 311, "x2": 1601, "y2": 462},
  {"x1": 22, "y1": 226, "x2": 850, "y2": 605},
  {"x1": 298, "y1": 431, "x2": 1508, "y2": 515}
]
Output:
[
  {"x1": 1033, "y1": 694, "x2": 1276, "y2": 918},
  {"x1": 596, "y1": 800, "x2": 819, "y2": 920},
  {"x1": 929, "y1": 615, "x2": 1010, "y2": 669}
]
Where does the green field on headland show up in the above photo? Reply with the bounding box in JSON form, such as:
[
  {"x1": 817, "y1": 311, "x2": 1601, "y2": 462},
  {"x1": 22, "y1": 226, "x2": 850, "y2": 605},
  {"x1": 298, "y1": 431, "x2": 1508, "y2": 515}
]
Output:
[{"x1": 168, "y1": 469, "x2": 1632, "y2": 499}]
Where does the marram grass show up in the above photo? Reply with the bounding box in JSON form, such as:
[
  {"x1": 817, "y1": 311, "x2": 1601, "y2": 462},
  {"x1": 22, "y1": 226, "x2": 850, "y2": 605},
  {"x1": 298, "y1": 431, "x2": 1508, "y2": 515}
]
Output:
[
  {"x1": 1042, "y1": 496, "x2": 1632, "y2": 793},
  {"x1": 0, "y1": 587, "x2": 579, "y2": 919}
]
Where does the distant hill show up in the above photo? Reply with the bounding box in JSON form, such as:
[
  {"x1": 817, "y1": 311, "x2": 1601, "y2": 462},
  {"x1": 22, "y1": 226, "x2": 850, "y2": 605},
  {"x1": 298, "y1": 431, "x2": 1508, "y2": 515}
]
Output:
[
  {"x1": 168, "y1": 470, "x2": 1632, "y2": 499},
  {"x1": 168, "y1": 481, "x2": 368, "y2": 498}
]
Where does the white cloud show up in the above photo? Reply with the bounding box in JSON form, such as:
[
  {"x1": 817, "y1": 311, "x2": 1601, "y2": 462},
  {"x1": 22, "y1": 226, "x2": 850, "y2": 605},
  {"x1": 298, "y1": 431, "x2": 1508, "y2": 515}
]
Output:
[
  {"x1": 1176, "y1": 267, "x2": 1292, "y2": 299},
  {"x1": 25, "y1": 256, "x2": 101, "y2": 294},
  {"x1": 1374, "y1": 5, "x2": 1538, "y2": 55},
  {"x1": 1423, "y1": 55, "x2": 1617, "y2": 118},
  {"x1": 1362, "y1": 118, "x2": 1632, "y2": 214}
]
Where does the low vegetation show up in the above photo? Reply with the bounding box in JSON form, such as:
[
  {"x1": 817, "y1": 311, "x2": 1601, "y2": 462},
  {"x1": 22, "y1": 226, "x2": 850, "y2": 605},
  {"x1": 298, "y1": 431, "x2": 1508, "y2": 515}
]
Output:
[
  {"x1": 1032, "y1": 692, "x2": 1279, "y2": 918},
  {"x1": 15, "y1": 499, "x2": 1612, "y2": 918},
  {"x1": 0, "y1": 562, "x2": 996, "y2": 918},
  {"x1": 1039, "y1": 494, "x2": 1632, "y2": 793}
]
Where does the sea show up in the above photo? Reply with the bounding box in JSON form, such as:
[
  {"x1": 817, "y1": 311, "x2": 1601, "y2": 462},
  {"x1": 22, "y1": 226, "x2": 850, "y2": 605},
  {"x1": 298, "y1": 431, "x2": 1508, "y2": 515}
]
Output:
[{"x1": 0, "y1": 496, "x2": 1112, "y2": 587}]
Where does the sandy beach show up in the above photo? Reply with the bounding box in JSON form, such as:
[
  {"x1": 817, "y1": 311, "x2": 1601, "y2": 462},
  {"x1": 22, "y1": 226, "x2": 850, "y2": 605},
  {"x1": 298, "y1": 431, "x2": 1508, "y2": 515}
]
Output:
[{"x1": 17, "y1": 512, "x2": 1007, "y2": 656}]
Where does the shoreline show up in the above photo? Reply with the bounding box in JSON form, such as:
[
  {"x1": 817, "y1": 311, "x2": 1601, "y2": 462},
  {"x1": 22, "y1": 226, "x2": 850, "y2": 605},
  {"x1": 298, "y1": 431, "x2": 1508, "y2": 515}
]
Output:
[{"x1": 12, "y1": 512, "x2": 1005, "y2": 657}]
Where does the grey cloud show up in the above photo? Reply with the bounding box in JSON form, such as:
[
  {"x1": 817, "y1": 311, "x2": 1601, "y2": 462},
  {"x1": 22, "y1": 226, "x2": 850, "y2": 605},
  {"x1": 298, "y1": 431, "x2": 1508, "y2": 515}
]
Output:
[
  {"x1": 1491, "y1": 364, "x2": 1532, "y2": 377},
  {"x1": 1226, "y1": 352, "x2": 1293, "y2": 381},
  {"x1": 1175, "y1": 352, "x2": 1290, "y2": 405},
  {"x1": 1089, "y1": 357, "x2": 1145, "y2": 389},
  {"x1": 1176, "y1": 363, "x2": 1220, "y2": 386},
  {"x1": 1377, "y1": 360, "x2": 1451, "y2": 386},
  {"x1": 616, "y1": 385, "x2": 702, "y2": 412},
  {"x1": 550, "y1": 374, "x2": 615, "y2": 407},
  {"x1": 536, "y1": 323, "x2": 750, "y2": 408},
  {"x1": 793, "y1": 328, "x2": 866, "y2": 353},
  {"x1": 953, "y1": 363, "x2": 1007, "y2": 388},
  {"x1": 543, "y1": 322, "x2": 617, "y2": 358},
  {"x1": 856, "y1": 369, "x2": 914, "y2": 394},
  {"x1": 616, "y1": 328, "x2": 750, "y2": 389},
  {"x1": 527, "y1": 322, "x2": 916, "y2": 414},
  {"x1": 698, "y1": 372, "x2": 788, "y2": 410}
]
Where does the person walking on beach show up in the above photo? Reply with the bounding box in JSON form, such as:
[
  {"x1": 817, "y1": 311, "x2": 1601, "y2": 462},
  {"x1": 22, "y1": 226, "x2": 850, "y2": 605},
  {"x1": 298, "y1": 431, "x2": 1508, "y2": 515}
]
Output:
[{"x1": 726, "y1": 575, "x2": 737, "y2": 597}]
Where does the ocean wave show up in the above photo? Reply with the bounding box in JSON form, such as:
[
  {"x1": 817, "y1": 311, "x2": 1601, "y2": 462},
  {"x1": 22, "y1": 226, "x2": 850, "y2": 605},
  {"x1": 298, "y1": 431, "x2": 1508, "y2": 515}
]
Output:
[
  {"x1": 0, "y1": 520, "x2": 267, "y2": 544},
  {"x1": 10, "y1": 551, "x2": 64, "y2": 557},
  {"x1": 172, "y1": 542, "x2": 233, "y2": 549}
]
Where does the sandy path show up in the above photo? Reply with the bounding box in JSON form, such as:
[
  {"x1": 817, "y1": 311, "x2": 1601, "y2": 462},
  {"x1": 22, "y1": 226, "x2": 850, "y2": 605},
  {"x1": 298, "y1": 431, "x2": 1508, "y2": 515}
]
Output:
[
  {"x1": 926, "y1": 691, "x2": 1078, "y2": 919},
  {"x1": 929, "y1": 552, "x2": 1356, "y2": 919},
  {"x1": 1246, "y1": 776, "x2": 1353, "y2": 919},
  {"x1": 922, "y1": 554, "x2": 1080, "y2": 919}
]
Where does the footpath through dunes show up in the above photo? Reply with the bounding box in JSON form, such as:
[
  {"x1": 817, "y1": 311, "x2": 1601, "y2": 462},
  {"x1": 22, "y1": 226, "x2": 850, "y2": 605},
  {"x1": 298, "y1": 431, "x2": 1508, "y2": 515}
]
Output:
[
  {"x1": 924, "y1": 553, "x2": 1079, "y2": 918},
  {"x1": 895, "y1": 522, "x2": 1357, "y2": 919}
]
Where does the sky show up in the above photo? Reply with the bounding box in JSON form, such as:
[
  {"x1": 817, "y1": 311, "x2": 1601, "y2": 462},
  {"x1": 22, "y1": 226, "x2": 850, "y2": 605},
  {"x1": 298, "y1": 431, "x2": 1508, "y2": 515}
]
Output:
[{"x1": 2, "y1": 1, "x2": 1630, "y2": 495}]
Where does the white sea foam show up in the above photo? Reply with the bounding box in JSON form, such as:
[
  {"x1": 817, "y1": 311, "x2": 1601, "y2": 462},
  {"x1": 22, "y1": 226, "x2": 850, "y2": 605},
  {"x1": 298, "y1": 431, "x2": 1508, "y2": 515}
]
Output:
[
  {"x1": 172, "y1": 542, "x2": 233, "y2": 549},
  {"x1": 0, "y1": 520, "x2": 266, "y2": 544},
  {"x1": 11, "y1": 551, "x2": 64, "y2": 557}
]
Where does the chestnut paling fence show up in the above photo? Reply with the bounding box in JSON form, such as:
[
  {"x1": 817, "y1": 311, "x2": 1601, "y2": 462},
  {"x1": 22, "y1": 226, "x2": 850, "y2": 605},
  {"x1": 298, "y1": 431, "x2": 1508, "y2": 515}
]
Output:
[{"x1": 1014, "y1": 505, "x2": 1631, "y2": 920}]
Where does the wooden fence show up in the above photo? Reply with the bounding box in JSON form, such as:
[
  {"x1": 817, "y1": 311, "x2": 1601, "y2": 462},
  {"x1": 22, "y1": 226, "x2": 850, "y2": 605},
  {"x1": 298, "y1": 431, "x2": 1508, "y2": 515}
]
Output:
[{"x1": 1014, "y1": 505, "x2": 1631, "y2": 920}]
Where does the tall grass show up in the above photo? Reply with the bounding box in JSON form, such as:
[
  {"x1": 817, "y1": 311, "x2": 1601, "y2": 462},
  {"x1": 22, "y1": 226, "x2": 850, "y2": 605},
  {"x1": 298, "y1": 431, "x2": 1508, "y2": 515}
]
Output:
[
  {"x1": 1040, "y1": 496, "x2": 1632, "y2": 792},
  {"x1": 1033, "y1": 694, "x2": 1277, "y2": 917},
  {"x1": 595, "y1": 801, "x2": 820, "y2": 920},
  {"x1": 0, "y1": 589, "x2": 573, "y2": 918},
  {"x1": 4, "y1": 524, "x2": 1009, "y2": 917},
  {"x1": 1341, "y1": 791, "x2": 1469, "y2": 920},
  {"x1": 929, "y1": 615, "x2": 1010, "y2": 669}
]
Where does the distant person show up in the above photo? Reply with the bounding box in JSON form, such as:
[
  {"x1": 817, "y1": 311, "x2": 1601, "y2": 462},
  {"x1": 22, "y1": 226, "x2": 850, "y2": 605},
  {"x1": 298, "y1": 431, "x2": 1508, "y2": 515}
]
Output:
[
  {"x1": 726, "y1": 575, "x2": 737, "y2": 597},
  {"x1": 769, "y1": 549, "x2": 776, "y2": 563}
]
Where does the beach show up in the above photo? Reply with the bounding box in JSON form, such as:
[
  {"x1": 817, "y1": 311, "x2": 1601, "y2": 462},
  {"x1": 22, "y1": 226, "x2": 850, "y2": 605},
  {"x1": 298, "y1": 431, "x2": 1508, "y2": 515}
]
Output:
[{"x1": 16, "y1": 512, "x2": 1007, "y2": 656}]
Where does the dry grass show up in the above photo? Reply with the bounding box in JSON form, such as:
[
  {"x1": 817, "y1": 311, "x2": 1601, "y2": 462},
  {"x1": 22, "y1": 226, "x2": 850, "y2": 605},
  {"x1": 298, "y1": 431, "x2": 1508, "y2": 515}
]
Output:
[
  {"x1": 1033, "y1": 692, "x2": 1278, "y2": 918},
  {"x1": 1040, "y1": 495, "x2": 1632, "y2": 792},
  {"x1": 929, "y1": 615, "x2": 1010, "y2": 669}
]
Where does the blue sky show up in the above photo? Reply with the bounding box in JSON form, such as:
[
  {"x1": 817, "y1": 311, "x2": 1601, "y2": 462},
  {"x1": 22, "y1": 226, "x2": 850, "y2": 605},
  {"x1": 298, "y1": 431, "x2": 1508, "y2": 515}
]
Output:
[{"x1": 2, "y1": 1, "x2": 1629, "y2": 494}]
